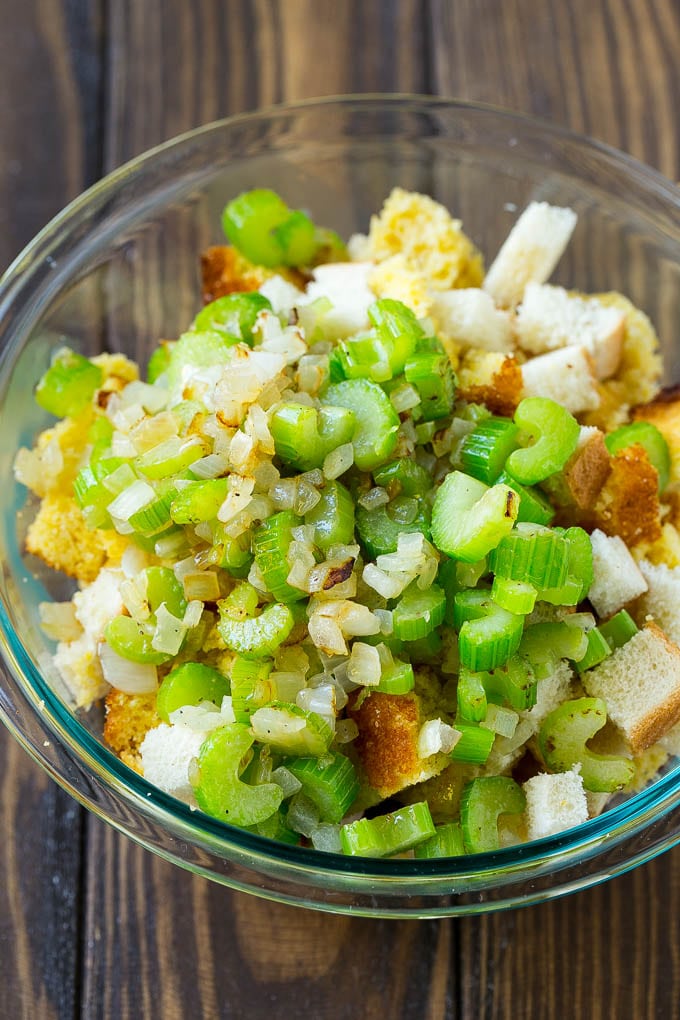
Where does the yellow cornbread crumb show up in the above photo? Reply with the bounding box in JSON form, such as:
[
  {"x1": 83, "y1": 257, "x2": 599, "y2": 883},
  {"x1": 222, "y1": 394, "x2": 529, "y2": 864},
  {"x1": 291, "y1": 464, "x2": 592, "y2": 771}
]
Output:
[
  {"x1": 25, "y1": 493, "x2": 128, "y2": 583},
  {"x1": 368, "y1": 255, "x2": 432, "y2": 317},
  {"x1": 364, "y1": 188, "x2": 484, "y2": 291}
]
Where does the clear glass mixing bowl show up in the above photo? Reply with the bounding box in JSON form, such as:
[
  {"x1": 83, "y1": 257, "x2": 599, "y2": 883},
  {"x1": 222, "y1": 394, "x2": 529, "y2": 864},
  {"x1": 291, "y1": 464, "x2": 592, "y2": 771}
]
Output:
[{"x1": 2, "y1": 96, "x2": 680, "y2": 917}]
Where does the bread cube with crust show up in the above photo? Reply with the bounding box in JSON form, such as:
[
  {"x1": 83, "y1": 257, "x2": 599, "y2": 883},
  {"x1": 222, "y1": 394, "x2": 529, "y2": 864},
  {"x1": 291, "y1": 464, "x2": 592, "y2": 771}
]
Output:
[
  {"x1": 483, "y1": 202, "x2": 577, "y2": 308},
  {"x1": 581, "y1": 623, "x2": 680, "y2": 753},
  {"x1": 588, "y1": 529, "x2": 648, "y2": 617},
  {"x1": 457, "y1": 350, "x2": 523, "y2": 416},
  {"x1": 104, "y1": 689, "x2": 161, "y2": 771},
  {"x1": 516, "y1": 283, "x2": 625, "y2": 379},
  {"x1": 634, "y1": 559, "x2": 680, "y2": 645},
  {"x1": 591, "y1": 445, "x2": 661, "y2": 547},
  {"x1": 521, "y1": 346, "x2": 600, "y2": 415}
]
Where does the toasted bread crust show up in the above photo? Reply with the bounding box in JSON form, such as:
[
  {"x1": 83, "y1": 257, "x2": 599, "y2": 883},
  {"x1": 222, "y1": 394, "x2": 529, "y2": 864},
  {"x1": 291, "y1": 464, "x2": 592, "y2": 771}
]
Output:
[
  {"x1": 458, "y1": 355, "x2": 523, "y2": 416},
  {"x1": 562, "y1": 430, "x2": 612, "y2": 510},
  {"x1": 591, "y1": 444, "x2": 661, "y2": 546},
  {"x1": 104, "y1": 689, "x2": 160, "y2": 772},
  {"x1": 200, "y1": 245, "x2": 308, "y2": 304},
  {"x1": 348, "y1": 691, "x2": 427, "y2": 798},
  {"x1": 629, "y1": 624, "x2": 680, "y2": 752}
]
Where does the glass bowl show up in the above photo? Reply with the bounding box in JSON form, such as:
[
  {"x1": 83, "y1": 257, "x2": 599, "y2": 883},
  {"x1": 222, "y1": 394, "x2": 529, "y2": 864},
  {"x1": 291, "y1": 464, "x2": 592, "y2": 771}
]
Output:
[{"x1": 3, "y1": 95, "x2": 680, "y2": 918}]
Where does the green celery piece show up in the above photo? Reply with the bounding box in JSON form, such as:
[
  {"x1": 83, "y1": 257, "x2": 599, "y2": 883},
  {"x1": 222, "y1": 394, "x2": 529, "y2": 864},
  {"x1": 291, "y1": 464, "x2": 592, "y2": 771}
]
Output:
[
  {"x1": 392, "y1": 583, "x2": 446, "y2": 641},
  {"x1": 491, "y1": 576, "x2": 537, "y2": 615},
  {"x1": 489, "y1": 523, "x2": 569, "y2": 589},
  {"x1": 538, "y1": 697, "x2": 635, "y2": 792},
  {"x1": 230, "y1": 657, "x2": 275, "y2": 722},
  {"x1": 506, "y1": 397, "x2": 580, "y2": 484},
  {"x1": 35, "y1": 347, "x2": 102, "y2": 418},
  {"x1": 270, "y1": 401, "x2": 356, "y2": 471},
  {"x1": 249, "y1": 809, "x2": 300, "y2": 845},
  {"x1": 495, "y1": 470, "x2": 555, "y2": 526},
  {"x1": 167, "y1": 329, "x2": 239, "y2": 388},
  {"x1": 574, "y1": 627, "x2": 612, "y2": 673},
  {"x1": 104, "y1": 615, "x2": 170, "y2": 665},
  {"x1": 454, "y1": 589, "x2": 524, "y2": 671},
  {"x1": 128, "y1": 482, "x2": 177, "y2": 536},
  {"x1": 311, "y1": 226, "x2": 348, "y2": 265},
  {"x1": 520, "y1": 621, "x2": 588, "y2": 678},
  {"x1": 461, "y1": 417, "x2": 520, "y2": 484},
  {"x1": 368, "y1": 298, "x2": 424, "y2": 375},
  {"x1": 356, "y1": 496, "x2": 431, "y2": 558},
  {"x1": 170, "y1": 478, "x2": 229, "y2": 524},
  {"x1": 193, "y1": 723, "x2": 283, "y2": 826},
  {"x1": 338, "y1": 331, "x2": 393, "y2": 383},
  {"x1": 273, "y1": 209, "x2": 318, "y2": 266},
  {"x1": 217, "y1": 601, "x2": 294, "y2": 659},
  {"x1": 219, "y1": 580, "x2": 260, "y2": 619},
  {"x1": 135, "y1": 436, "x2": 205, "y2": 479},
  {"x1": 372, "y1": 459, "x2": 431, "y2": 498},
  {"x1": 457, "y1": 668, "x2": 488, "y2": 722},
  {"x1": 404, "y1": 351, "x2": 456, "y2": 421},
  {"x1": 194, "y1": 292, "x2": 272, "y2": 346},
  {"x1": 450, "y1": 723, "x2": 495, "y2": 764},
  {"x1": 145, "y1": 566, "x2": 187, "y2": 619},
  {"x1": 605, "y1": 420, "x2": 670, "y2": 492},
  {"x1": 460, "y1": 777, "x2": 525, "y2": 853},
  {"x1": 431, "y1": 471, "x2": 519, "y2": 562},
  {"x1": 286, "y1": 753, "x2": 359, "y2": 824},
  {"x1": 376, "y1": 659, "x2": 415, "y2": 694},
  {"x1": 250, "y1": 702, "x2": 334, "y2": 756},
  {"x1": 146, "y1": 344, "x2": 171, "y2": 383},
  {"x1": 213, "y1": 526, "x2": 253, "y2": 577},
  {"x1": 414, "y1": 822, "x2": 466, "y2": 859},
  {"x1": 222, "y1": 189, "x2": 290, "y2": 266},
  {"x1": 252, "y1": 510, "x2": 307, "y2": 603},
  {"x1": 483, "y1": 654, "x2": 537, "y2": 712},
  {"x1": 322, "y1": 379, "x2": 399, "y2": 471},
  {"x1": 156, "y1": 662, "x2": 230, "y2": 723},
  {"x1": 304, "y1": 479, "x2": 355, "y2": 552},
  {"x1": 556, "y1": 526, "x2": 594, "y2": 599},
  {"x1": 599, "y1": 610, "x2": 638, "y2": 650},
  {"x1": 340, "y1": 802, "x2": 435, "y2": 858}
]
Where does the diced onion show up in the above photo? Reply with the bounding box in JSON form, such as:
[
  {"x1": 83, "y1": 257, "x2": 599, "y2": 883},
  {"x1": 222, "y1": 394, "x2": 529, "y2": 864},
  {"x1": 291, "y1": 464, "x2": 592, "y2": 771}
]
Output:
[
  {"x1": 182, "y1": 571, "x2": 221, "y2": 602},
  {"x1": 417, "y1": 719, "x2": 461, "y2": 759},
  {"x1": 323, "y1": 443, "x2": 354, "y2": 480},
  {"x1": 347, "y1": 642, "x2": 381, "y2": 686},
  {"x1": 99, "y1": 641, "x2": 158, "y2": 693},
  {"x1": 107, "y1": 479, "x2": 156, "y2": 522},
  {"x1": 151, "y1": 604, "x2": 187, "y2": 655}
]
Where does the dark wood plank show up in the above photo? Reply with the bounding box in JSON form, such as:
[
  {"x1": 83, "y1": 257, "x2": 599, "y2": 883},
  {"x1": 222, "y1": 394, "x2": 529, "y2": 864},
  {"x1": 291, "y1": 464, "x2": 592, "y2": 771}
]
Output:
[
  {"x1": 0, "y1": 2, "x2": 105, "y2": 1017},
  {"x1": 431, "y1": 2, "x2": 680, "y2": 1017},
  {"x1": 81, "y1": 4, "x2": 439, "y2": 1019}
]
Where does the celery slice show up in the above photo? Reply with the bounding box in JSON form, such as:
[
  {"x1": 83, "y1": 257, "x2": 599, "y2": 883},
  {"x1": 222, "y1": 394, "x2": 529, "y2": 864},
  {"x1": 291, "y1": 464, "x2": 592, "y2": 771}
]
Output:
[
  {"x1": 450, "y1": 723, "x2": 495, "y2": 764},
  {"x1": 460, "y1": 777, "x2": 525, "y2": 853},
  {"x1": 605, "y1": 421, "x2": 670, "y2": 492},
  {"x1": 340, "y1": 802, "x2": 435, "y2": 858},
  {"x1": 392, "y1": 583, "x2": 446, "y2": 641},
  {"x1": 193, "y1": 723, "x2": 283, "y2": 826},
  {"x1": 286, "y1": 753, "x2": 359, "y2": 823},
  {"x1": 538, "y1": 697, "x2": 635, "y2": 792},
  {"x1": 250, "y1": 702, "x2": 334, "y2": 756},
  {"x1": 506, "y1": 397, "x2": 580, "y2": 484},
  {"x1": 431, "y1": 472, "x2": 518, "y2": 562},
  {"x1": 414, "y1": 821, "x2": 466, "y2": 859},
  {"x1": 252, "y1": 510, "x2": 307, "y2": 603},
  {"x1": 322, "y1": 379, "x2": 399, "y2": 472},
  {"x1": 461, "y1": 417, "x2": 520, "y2": 484},
  {"x1": 156, "y1": 662, "x2": 230, "y2": 723},
  {"x1": 304, "y1": 479, "x2": 355, "y2": 552},
  {"x1": 35, "y1": 347, "x2": 102, "y2": 418},
  {"x1": 489, "y1": 523, "x2": 569, "y2": 589}
]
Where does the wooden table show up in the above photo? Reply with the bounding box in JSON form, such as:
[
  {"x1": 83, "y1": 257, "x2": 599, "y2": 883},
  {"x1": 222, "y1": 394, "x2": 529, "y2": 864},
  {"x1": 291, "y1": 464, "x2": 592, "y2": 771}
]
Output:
[{"x1": 2, "y1": 2, "x2": 680, "y2": 1017}]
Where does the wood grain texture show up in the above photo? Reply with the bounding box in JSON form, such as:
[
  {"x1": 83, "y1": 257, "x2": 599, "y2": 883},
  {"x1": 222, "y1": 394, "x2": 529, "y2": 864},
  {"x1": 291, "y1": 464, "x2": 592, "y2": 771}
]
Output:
[{"x1": 4, "y1": 2, "x2": 680, "y2": 1019}]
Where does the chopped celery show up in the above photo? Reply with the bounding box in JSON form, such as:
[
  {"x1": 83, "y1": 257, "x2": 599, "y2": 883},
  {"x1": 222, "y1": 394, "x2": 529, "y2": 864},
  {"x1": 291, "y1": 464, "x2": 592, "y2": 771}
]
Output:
[
  {"x1": 506, "y1": 397, "x2": 580, "y2": 484},
  {"x1": 520, "y1": 622, "x2": 588, "y2": 678},
  {"x1": 495, "y1": 470, "x2": 555, "y2": 526},
  {"x1": 193, "y1": 723, "x2": 283, "y2": 826},
  {"x1": 490, "y1": 577, "x2": 537, "y2": 616},
  {"x1": 605, "y1": 420, "x2": 670, "y2": 491},
  {"x1": 340, "y1": 802, "x2": 435, "y2": 857},
  {"x1": 147, "y1": 344, "x2": 171, "y2": 383},
  {"x1": 461, "y1": 417, "x2": 520, "y2": 484},
  {"x1": 170, "y1": 478, "x2": 229, "y2": 524},
  {"x1": 156, "y1": 662, "x2": 230, "y2": 722},
  {"x1": 35, "y1": 347, "x2": 102, "y2": 418},
  {"x1": 356, "y1": 496, "x2": 430, "y2": 558},
  {"x1": 271, "y1": 401, "x2": 356, "y2": 471},
  {"x1": 376, "y1": 659, "x2": 415, "y2": 694},
  {"x1": 431, "y1": 472, "x2": 518, "y2": 562},
  {"x1": 252, "y1": 510, "x2": 307, "y2": 603},
  {"x1": 166, "y1": 329, "x2": 238, "y2": 388},
  {"x1": 599, "y1": 610, "x2": 638, "y2": 650},
  {"x1": 195, "y1": 292, "x2": 272, "y2": 346},
  {"x1": 489, "y1": 524, "x2": 569, "y2": 590},
  {"x1": 322, "y1": 379, "x2": 399, "y2": 471},
  {"x1": 135, "y1": 436, "x2": 205, "y2": 479},
  {"x1": 404, "y1": 351, "x2": 456, "y2": 421},
  {"x1": 304, "y1": 479, "x2": 355, "y2": 552},
  {"x1": 454, "y1": 589, "x2": 524, "y2": 671},
  {"x1": 414, "y1": 821, "x2": 466, "y2": 859},
  {"x1": 392, "y1": 583, "x2": 446, "y2": 641},
  {"x1": 574, "y1": 627, "x2": 611, "y2": 673},
  {"x1": 104, "y1": 616, "x2": 170, "y2": 665},
  {"x1": 372, "y1": 459, "x2": 431, "y2": 498},
  {"x1": 538, "y1": 697, "x2": 635, "y2": 792},
  {"x1": 450, "y1": 723, "x2": 495, "y2": 763},
  {"x1": 457, "y1": 668, "x2": 488, "y2": 723},
  {"x1": 286, "y1": 753, "x2": 359, "y2": 823},
  {"x1": 230, "y1": 657, "x2": 275, "y2": 722},
  {"x1": 368, "y1": 298, "x2": 424, "y2": 375},
  {"x1": 250, "y1": 702, "x2": 334, "y2": 756},
  {"x1": 460, "y1": 777, "x2": 525, "y2": 853},
  {"x1": 483, "y1": 654, "x2": 537, "y2": 712}
]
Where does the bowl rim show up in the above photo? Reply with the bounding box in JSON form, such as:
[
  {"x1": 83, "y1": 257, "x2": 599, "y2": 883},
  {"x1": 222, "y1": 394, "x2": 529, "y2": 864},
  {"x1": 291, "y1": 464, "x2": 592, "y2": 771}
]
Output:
[{"x1": 3, "y1": 92, "x2": 680, "y2": 889}]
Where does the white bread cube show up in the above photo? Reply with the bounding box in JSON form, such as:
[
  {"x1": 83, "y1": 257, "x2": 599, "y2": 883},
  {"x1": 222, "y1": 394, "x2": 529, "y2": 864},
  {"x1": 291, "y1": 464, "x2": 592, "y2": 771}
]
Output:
[
  {"x1": 516, "y1": 283, "x2": 625, "y2": 379},
  {"x1": 635, "y1": 560, "x2": 680, "y2": 645},
  {"x1": 523, "y1": 769, "x2": 588, "y2": 840},
  {"x1": 483, "y1": 202, "x2": 577, "y2": 308},
  {"x1": 520, "y1": 346, "x2": 600, "y2": 414},
  {"x1": 303, "y1": 262, "x2": 375, "y2": 337},
  {"x1": 429, "y1": 288, "x2": 514, "y2": 353},
  {"x1": 588, "y1": 529, "x2": 648, "y2": 617},
  {"x1": 581, "y1": 623, "x2": 680, "y2": 752},
  {"x1": 140, "y1": 723, "x2": 205, "y2": 804}
]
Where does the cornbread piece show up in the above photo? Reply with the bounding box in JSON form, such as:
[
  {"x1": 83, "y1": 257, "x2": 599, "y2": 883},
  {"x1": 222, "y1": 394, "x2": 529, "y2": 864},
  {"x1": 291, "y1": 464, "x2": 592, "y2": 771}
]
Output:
[
  {"x1": 581, "y1": 623, "x2": 680, "y2": 753},
  {"x1": 634, "y1": 391, "x2": 680, "y2": 485},
  {"x1": 516, "y1": 283, "x2": 625, "y2": 379},
  {"x1": 457, "y1": 350, "x2": 523, "y2": 416},
  {"x1": 588, "y1": 529, "x2": 648, "y2": 618},
  {"x1": 523, "y1": 770, "x2": 588, "y2": 840},
  {"x1": 139, "y1": 723, "x2": 204, "y2": 802},
  {"x1": 104, "y1": 689, "x2": 161, "y2": 772},
  {"x1": 429, "y1": 288, "x2": 514, "y2": 353},
  {"x1": 635, "y1": 560, "x2": 680, "y2": 645},
  {"x1": 347, "y1": 690, "x2": 449, "y2": 798},
  {"x1": 25, "y1": 493, "x2": 128, "y2": 583},
  {"x1": 368, "y1": 255, "x2": 431, "y2": 317},
  {"x1": 591, "y1": 445, "x2": 661, "y2": 547},
  {"x1": 364, "y1": 187, "x2": 484, "y2": 290},
  {"x1": 483, "y1": 202, "x2": 577, "y2": 308},
  {"x1": 521, "y1": 346, "x2": 600, "y2": 414}
]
